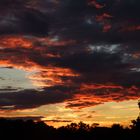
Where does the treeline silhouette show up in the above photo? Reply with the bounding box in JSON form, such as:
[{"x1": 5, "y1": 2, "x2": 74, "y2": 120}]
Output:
[{"x1": 0, "y1": 117, "x2": 140, "y2": 140}]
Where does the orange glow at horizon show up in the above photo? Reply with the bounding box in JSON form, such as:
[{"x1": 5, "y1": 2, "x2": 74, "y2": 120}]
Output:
[{"x1": 0, "y1": 100, "x2": 138, "y2": 128}]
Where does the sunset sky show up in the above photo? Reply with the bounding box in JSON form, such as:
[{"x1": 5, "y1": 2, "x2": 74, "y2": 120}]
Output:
[{"x1": 0, "y1": 0, "x2": 140, "y2": 127}]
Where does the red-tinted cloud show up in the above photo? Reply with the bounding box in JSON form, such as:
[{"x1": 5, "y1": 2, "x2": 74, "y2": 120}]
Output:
[
  {"x1": 120, "y1": 25, "x2": 140, "y2": 32},
  {"x1": 65, "y1": 84, "x2": 140, "y2": 109},
  {"x1": 88, "y1": 0, "x2": 105, "y2": 9}
]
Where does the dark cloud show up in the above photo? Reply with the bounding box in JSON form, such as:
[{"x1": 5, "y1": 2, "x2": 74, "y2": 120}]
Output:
[
  {"x1": 0, "y1": 116, "x2": 44, "y2": 121},
  {"x1": 50, "y1": 0, "x2": 140, "y2": 44},
  {"x1": 44, "y1": 120, "x2": 72, "y2": 123},
  {"x1": 0, "y1": 86, "x2": 21, "y2": 92},
  {"x1": 49, "y1": 49, "x2": 140, "y2": 87},
  {"x1": 0, "y1": 0, "x2": 28, "y2": 8},
  {"x1": 0, "y1": 87, "x2": 73, "y2": 110},
  {"x1": 0, "y1": 1, "x2": 48, "y2": 36}
]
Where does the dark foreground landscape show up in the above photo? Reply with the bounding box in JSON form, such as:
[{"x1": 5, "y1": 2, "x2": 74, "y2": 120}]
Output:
[{"x1": 0, "y1": 117, "x2": 140, "y2": 140}]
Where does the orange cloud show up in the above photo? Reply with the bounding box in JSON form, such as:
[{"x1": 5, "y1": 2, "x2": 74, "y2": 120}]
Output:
[
  {"x1": 65, "y1": 84, "x2": 140, "y2": 109},
  {"x1": 0, "y1": 36, "x2": 78, "y2": 88},
  {"x1": 80, "y1": 84, "x2": 123, "y2": 90},
  {"x1": 0, "y1": 35, "x2": 76, "y2": 50},
  {"x1": 28, "y1": 67, "x2": 79, "y2": 87},
  {"x1": 0, "y1": 58, "x2": 79, "y2": 88},
  {"x1": 0, "y1": 36, "x2": 33, "y2": 49},
  {"x1": 0, "y1": 59, "x2": 39, "y2": 71}
]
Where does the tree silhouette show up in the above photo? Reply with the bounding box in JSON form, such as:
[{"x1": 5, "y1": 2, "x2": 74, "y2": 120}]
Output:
[
  {"x1": 0, "y1": 100, "x2": 140, "y2": 140},
  {"x1": 0, "y1": 118, "x2": 139, "y2": 140}
]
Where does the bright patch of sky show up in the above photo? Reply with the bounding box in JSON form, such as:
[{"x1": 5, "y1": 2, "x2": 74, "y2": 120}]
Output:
[{"x1": 0, "y1": 67, "x2": 37, "y2": 91}]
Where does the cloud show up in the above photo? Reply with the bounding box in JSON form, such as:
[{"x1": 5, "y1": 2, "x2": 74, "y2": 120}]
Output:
[
  {"x1": 44, "y1": 120, "x2": 72, "y2": 123},
  {"x1": 0, "y1": 116, "x2": 44, "y2": 121},
  {"x1": 0, "y1": 0, "x2": 140, "y2": 110},
  {"x1": 0, "y1": 83, "x2": 139, "y2": 110},
  {"x1": 50, "y1": 0, "x2": 140, "y2": 45},
  {"x1": 0, "y1": 1, "x2": 48, "y2": 37},
  {"x1": 0, "y1": 87, "x2": 74, "y2": 110},
  {"x1": 64, "y1": 85, "x2": 140, "y2": 109},
  {"x1": 0, "y1": 35, "x2": 140, "y2": 109}
]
